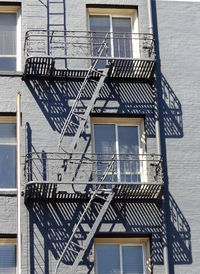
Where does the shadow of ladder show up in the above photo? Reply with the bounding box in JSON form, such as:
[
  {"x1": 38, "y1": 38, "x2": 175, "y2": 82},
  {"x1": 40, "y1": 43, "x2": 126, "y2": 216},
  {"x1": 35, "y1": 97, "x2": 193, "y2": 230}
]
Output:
[
  {"x1": 54, "y1": 189, "x2": 115, "y2": 274},
  {"x1": 58, "y1": 34, "x2": 112, "y2": 152}
]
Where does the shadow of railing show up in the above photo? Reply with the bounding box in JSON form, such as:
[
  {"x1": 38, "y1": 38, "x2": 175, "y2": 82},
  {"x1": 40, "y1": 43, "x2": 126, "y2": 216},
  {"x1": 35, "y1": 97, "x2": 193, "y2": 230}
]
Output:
[
  {"x1": 168, "y1": 194, "x2": 192, "y2": 265},
  {"x1": 27, "y1": 191, "x2": 191, "y2": 273},
  {"x1": 151, "y1": 0, "x2": 189, "y2": 273},
  {"x1": 161, "y1": 74, "x2": 183, "y2": 138},
  {"x1": 25, "y1": 76, "x2": 182, "y2": 142}
]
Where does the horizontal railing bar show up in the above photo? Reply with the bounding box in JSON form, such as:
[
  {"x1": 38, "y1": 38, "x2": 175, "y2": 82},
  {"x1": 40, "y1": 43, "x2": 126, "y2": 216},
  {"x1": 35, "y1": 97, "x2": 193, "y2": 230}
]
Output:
[
  {"x1": 25, "y1": 29, "x2": 154, "y2": 36},
  {"x1": 26, "y1": 181, "x2": 163, "y2": 186},
  {"x1": 27, "y1": 36, "x2": 153, "y2": 41},
  {"x1": 25, "y1": 56, "x2": 155, "y2": 61},
  {"x1": 24, "y1": 152, "x2": 162, "y2": 158}
]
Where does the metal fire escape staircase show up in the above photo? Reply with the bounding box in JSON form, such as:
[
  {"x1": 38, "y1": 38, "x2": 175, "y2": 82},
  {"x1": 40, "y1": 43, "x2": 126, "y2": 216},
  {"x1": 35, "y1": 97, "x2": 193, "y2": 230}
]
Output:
[
  {"x1": 58, "y1": 34, "x2": 111, "y2": 152},
  {"x1": 55, "y1": 157, "x2": 116, "y2": 274},
  {"x1": 54, "y1": 35, "x2": 114, "y2": 273}
]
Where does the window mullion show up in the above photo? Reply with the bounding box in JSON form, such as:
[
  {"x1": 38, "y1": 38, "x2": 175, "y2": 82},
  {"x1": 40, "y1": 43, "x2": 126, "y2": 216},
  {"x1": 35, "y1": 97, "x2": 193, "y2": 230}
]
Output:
[
  {"x1": 120, "y1": 244, "x2": 123, "y2": 274},
  {"x1": 110, "y1": 15, "x2": 114, "y2": 57},
  {"x1": 115, "y1": 124, "x2": 120, "y2": 182}
]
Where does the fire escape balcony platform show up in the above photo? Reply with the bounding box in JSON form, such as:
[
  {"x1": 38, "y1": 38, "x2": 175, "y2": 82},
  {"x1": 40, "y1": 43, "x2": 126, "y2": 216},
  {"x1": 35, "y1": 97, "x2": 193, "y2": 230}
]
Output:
[
  {"x1": 23, "y1": 30, "x2": 156, "y2": 81},
  {"x1": 23, "y1": 57, "x2": 155, "y2": 80},
  {"x1": 24, "y1": 152, "x2": 163, "y2": 203},
  {"x1": 24, "y1": 181, "x2": 164, "y2": 202}
]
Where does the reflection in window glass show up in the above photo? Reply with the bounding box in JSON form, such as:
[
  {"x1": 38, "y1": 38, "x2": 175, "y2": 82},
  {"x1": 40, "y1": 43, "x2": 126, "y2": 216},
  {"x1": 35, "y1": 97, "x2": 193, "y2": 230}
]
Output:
[{"x1": 0, "y1": 123, "x2": 16, "y2": 188}]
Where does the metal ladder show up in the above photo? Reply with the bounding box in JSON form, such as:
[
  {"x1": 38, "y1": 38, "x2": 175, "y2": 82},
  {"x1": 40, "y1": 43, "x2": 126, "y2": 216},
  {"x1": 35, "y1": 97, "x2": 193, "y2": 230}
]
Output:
[
  {"x1": 54, "y1": 157, "x2": 116, "y2": 274},
  {"x1": 58, "y1": 34, "x2": 110, "y2": 152},
  {"x1": 47, "y1": 0, "x2": 66, "y2": 31},
  {"x1": 47, "y1": 0, "x2": 67, "y2": 60}
]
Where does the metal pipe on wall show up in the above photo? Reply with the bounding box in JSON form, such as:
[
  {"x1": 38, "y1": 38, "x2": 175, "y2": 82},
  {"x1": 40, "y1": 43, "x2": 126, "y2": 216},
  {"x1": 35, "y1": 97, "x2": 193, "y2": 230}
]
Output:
[
  {"x1": 146, "y1": 0, "x2": 170, "y2": 273},
  {"x1": 17, "y1": 92, "x2": 22, "y2": 274}
]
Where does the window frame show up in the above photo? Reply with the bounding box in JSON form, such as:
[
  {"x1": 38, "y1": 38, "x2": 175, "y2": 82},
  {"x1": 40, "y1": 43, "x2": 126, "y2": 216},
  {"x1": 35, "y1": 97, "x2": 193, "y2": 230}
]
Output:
[
  {"x1": 0, "y1": 5, "x2": 21, "y2": 71},
  {"x1": 87, "y1": 8, "x2": 139, "y2": 58},
  {"x1": 91, "y1": 117, "x2": 147, "y2": 183},
  {"x1": 94, "y1": 237, "x2": 151, "y2": 274},
  {"x1": 0, "y1": 116, "x2": 17, "y2": 191},
  {"x1": 0, "y1": 237, "x2": 17, "y2": 274}
]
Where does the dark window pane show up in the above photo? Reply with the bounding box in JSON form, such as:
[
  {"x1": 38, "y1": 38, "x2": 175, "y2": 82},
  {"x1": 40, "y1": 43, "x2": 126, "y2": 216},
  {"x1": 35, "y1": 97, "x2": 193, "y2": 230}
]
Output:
[
  {"x1": 0, "y1": 244, "x2": 16, "y2": 274},
  {"x1": 94, "y1": 124, "x2": 116, "y2": 181},
  {"x1": 0, "y1": 123, "x2": 16, "y2": 188},
  {"x1": 0, "y1": 13, "x2": 16, "y2": 55},
  {"x1": 0, "y1": 58, "x2": 16, "y2": 71},
  {"x1": 94, "y1": 124, "x2": 116, "y2": 155},
  {"x1": 0, "y1": 124, "x2": 16, "y2": 143},
  {"x1": 0, "y1": 145, "x2": 16, "y2": 188},
  {"x1": 96, "y1": 244, "x2": 120, "y2": 274},
  {"x1": 122, "y1": 246, "x2": 144, "y2": 274}
]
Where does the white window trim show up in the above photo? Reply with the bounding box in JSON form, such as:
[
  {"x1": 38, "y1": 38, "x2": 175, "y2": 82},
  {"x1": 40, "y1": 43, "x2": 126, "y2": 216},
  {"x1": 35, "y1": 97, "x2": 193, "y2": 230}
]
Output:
[
  {"x1": 87, "y1": 8, "x2": 139, "y2": 58},
  {"x1": 91, "y1": 117, "x2": 147, "y2": 183},
  {"x1": 0, "y1": 5, "x2": 21, "y2": 71},
  {"x1": 94, "y1": 237, "x2": 151, "y2": 274},
  {"x1": 0, "y1": 116, "x2": 17, "y2": 190}
]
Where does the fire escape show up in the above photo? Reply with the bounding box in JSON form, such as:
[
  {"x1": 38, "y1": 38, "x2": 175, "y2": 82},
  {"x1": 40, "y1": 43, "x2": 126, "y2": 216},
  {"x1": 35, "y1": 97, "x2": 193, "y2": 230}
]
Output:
[{"x1": 23, "y1": 28, "x2": 164, "y2": 274}]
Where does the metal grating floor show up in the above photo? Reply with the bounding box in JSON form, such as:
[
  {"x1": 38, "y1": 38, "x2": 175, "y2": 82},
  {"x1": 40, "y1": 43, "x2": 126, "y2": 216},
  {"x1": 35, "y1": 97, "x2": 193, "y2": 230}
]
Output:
[
  {"x1": 23, "y1": 57, "x2": 155, "y2": 80},
  {"x1": 24, "y1": 182, "x2": 164, "y2": 203}
]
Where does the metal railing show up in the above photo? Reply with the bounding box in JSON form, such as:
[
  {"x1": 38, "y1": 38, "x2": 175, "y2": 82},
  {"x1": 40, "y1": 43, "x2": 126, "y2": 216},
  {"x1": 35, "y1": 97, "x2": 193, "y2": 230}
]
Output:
[
  {"x1": 24, "y1": 152, "x2": 162, "y2": 185},
  {"x1": 24, "y1": 30, "x2": 155, "y2": 61}
]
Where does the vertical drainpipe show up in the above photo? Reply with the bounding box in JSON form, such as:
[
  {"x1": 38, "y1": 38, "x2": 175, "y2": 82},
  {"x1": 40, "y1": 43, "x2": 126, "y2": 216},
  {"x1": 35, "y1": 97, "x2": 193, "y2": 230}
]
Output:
[
  {"x1": 17, "y1": 92, "x2": 22, "y2": 274},
  {"x1": 147, "y1": 0, "x2": 170, "y2": 273}
]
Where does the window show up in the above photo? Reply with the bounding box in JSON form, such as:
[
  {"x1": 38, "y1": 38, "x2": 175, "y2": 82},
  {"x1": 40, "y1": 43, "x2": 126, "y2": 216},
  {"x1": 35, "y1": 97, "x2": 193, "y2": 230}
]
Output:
[
  {"x1": 0, "y1": 6, "x2": 21, "y2": 71},
  {"x1": 0, "y1": 238, "x2": 16, "y2": 274},
  {"x1": 88, "y1": 8, "x2": 139, "y2": 67},
  {"x1": 92, "y1": 117, "x2": 146, "y2": 183},
  {"x1": 0, "y1": 117, "x2": 16, "y2": 189},
  {"x1": 95, "y1": 238, "x2": 151, "y2": 274}
]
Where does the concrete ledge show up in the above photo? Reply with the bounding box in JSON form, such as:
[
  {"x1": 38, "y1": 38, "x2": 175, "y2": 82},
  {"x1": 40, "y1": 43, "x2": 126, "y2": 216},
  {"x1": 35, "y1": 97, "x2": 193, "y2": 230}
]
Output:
[
  {"x1": 0, "y1": 189, "x2": 17, "y2": 196},
  {"x1": 0, "y1": 71, "x2": 23, "y2": 77}
]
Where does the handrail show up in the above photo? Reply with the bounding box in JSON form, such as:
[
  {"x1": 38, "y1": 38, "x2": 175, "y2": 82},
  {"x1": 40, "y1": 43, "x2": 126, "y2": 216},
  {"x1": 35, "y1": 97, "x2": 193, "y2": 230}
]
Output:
[
  {"x1": 24, "y1": 152, "x2": 163, "y2": 185},
  {"x1": 24, "y1": 30, "x2": 155, "y2": 60}
]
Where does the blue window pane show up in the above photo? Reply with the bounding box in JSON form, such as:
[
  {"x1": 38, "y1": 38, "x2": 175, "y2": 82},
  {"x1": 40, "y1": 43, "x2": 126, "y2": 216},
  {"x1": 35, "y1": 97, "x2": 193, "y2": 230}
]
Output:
[
  {"x1": 0, "y1": 13, "x2": 16, "y2": 55},
  {"x1": 0, "y1": 124, "x2": 16, "y2": 143},
  {"x1": 0, "y1": 123, "x2": 16, "y2": 188},
  {"x1": 96, "y1": 244, "x2": 120, "y2": 274},
  {"x1": 0, "y1": 58, "x2": 16, "y2": 71},
  {"x1": 0, "y1": 145, "x2": 16, "y2": 188},
  {"x1": 122, "y1": 246, "x2": 144, "y2": 274},
  {"x1": 0, "y1": 245, "x2": 16, "y2": 274},
  {"x1": 94, "y1": 124, "x2": 116, "y2": 155}
]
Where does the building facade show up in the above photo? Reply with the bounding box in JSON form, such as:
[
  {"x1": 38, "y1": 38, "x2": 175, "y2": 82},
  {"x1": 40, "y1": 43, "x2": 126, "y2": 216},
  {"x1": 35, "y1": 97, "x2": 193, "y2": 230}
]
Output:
[{"x1": 0, "y1": 0, "x2": 199, "y2": 273}]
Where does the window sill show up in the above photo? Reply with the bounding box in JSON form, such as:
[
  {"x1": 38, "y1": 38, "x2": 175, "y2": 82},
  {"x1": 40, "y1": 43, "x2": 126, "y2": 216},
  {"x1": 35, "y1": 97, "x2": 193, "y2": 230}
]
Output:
[
  {"x1": 0, "y1": 189, "x2": 17, "y2": 196},
  {"x1": 0, "y1": 71, "x2": 23, "y2": 77}
]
